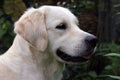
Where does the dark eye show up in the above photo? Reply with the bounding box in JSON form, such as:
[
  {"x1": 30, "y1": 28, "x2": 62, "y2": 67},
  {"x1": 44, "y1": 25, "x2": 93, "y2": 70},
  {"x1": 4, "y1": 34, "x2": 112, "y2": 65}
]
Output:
[{"x1": 56, "y1": 23, "x2": 67, "y2": 30}]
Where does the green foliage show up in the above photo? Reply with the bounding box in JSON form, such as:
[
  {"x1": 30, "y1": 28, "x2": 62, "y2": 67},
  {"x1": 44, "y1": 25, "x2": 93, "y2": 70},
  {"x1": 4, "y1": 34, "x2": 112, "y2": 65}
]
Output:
[
  {"x1": 0, "y1": 9, "x2": 15, "y2": 54},
  {"x1": 63, "y1": 0, "x2": 95, "y2": 15},
  {"x1": 97, "y1": 43, "x2": 120, "y2": 79},
  {"x1": 104, "y1": 53, "x2": 120, "y2": 57},
  {"x1": 114, "y1": 3, "x2": 120, "y2": 16},
  {"x1": 98, "y1": 42, "x2": 120, "y2": 53}
]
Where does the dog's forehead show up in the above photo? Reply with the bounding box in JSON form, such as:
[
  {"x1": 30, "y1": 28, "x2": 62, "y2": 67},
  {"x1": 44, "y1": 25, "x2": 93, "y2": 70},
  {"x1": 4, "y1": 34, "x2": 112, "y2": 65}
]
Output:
[{"x1": 40, "y1": 6, "x2": 78, "y2": 24}]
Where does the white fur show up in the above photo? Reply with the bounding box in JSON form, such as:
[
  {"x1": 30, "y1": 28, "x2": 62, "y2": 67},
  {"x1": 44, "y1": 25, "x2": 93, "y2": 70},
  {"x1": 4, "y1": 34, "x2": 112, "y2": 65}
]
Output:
[{"x1": 0, "y1": 6, "x2": 93, "y2": 80}]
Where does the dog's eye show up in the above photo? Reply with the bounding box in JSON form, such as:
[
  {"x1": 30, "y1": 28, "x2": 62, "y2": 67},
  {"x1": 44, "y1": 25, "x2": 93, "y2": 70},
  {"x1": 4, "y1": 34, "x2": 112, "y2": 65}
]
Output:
[{"x1": 56, "y1": 24, "x2": 67, "y2": 30}]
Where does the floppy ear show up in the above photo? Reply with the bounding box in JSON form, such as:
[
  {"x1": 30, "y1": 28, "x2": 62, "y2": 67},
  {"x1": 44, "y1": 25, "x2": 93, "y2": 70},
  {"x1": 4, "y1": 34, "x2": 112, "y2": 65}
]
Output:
[{"x1": 14, "y1": 8, "x2": 48, "y2": 52}]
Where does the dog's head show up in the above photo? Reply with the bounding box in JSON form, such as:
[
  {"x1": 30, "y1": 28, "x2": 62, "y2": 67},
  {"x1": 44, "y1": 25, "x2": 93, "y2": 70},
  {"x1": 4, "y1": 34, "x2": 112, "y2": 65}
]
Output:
[{"x1": 14, "y1": 6, "x2": 97, "y2": 63}]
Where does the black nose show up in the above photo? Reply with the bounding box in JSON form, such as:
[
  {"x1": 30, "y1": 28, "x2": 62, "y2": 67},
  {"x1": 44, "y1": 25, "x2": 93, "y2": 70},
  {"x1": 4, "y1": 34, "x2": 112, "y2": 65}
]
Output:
[{"x1": 85, "y1": 35, "x2": 97, "y2": 48}]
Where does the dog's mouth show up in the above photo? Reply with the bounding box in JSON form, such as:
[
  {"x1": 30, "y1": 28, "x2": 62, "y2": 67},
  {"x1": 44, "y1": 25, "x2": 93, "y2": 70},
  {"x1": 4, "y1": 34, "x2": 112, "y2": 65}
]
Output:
[{"x1": 56, "y1": 49, "x2": 92, "y2": 63}]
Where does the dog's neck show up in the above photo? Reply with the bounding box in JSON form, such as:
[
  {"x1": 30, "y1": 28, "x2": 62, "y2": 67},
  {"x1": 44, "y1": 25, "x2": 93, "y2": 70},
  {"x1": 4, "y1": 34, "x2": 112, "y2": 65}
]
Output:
[{"x1": 2, "y1": 35, "x2": 64, "y2": 80}]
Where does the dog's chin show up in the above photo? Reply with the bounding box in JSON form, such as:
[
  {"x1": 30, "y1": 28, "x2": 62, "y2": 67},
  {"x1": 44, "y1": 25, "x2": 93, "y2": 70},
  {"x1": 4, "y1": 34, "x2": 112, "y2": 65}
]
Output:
[{"x1": 56, "y1": 49, "x2": 92, "y2": 63}]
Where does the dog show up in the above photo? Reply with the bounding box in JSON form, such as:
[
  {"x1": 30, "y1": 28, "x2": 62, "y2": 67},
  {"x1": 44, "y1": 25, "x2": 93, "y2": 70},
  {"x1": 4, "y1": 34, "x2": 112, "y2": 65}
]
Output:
[{"x1": 0, "y1": 6, "x2": 97, "y2": 80}]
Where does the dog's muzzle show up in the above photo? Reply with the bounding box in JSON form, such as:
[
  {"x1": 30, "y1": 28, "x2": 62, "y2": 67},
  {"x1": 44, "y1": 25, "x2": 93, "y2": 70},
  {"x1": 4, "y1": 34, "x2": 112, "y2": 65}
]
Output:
[
  {"x1": 56, "y1": 49, "x2": 89, "y2": 63},
  {"x1": 56, "y1": 35, "x2": 97, "y2": 63}
]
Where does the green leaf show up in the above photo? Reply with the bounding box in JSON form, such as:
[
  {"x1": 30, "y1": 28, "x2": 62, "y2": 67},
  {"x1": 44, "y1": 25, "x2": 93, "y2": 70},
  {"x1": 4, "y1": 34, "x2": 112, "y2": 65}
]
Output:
[
  {"x1": 105, "y1": 65, "x2": 112, "y2": 70},
  {"x1": 107, "y1": 75, "x2": 120, "y2": 80},
  {"x1": 104, "y1": 53, "x2": 120, "y2": 57},
  {"x1": 98, "y1": 75, "x2": 120, "y2": 79},
  {"x1": 71, "y1": 0, "x2": 74, "y2": 3},
  {"x1": 0, "y1": 29, "x2": 6, "y2": 38},
  {"x1": 2, "y1": 23, "x2": 8, "y2": 30},
  {"x1": 115, "y1": 12, "x2": 120, "y2": 15},
  {"x1": 114, "y1": 4, "x2": 120, "y2": 8},
  {"x1": 88, "y1": 71, "x2": 97, "y2": 78}
]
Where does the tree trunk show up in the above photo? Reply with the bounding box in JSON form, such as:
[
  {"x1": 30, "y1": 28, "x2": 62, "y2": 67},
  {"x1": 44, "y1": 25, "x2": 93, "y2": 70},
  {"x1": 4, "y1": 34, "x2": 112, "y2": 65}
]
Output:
[{"x1": 98, "y1": 0, "x2": 112, "y2": 43}]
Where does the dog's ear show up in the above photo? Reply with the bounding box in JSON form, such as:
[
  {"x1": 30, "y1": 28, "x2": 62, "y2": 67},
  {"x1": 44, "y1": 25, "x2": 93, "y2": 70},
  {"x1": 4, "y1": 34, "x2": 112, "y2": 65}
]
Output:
[{"x1": 14, "y1": 8, "x2": 48, "y2": 52}]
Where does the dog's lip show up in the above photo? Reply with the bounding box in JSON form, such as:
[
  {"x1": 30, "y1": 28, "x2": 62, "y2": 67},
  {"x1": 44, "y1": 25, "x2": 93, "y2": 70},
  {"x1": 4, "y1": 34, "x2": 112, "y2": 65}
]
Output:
[
  {"x1": 56, "y1": 49, "x2": 91, "y2": 63},
  {"x1": 82, "y1": 55, "x2": 91, "y2": 59}
]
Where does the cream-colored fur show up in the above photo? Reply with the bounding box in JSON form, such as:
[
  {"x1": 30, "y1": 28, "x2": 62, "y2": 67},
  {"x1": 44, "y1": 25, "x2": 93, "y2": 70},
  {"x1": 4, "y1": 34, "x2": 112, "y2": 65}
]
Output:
[{"x1": 0, "y1": 6, "x2": 95, "y2": 80}]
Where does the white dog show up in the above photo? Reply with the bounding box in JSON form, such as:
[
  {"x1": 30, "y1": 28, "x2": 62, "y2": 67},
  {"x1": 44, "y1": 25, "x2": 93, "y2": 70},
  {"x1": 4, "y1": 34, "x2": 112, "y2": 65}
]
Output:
[{"x1": 0, "y1": 6, "x2": 97, "y2": 80}]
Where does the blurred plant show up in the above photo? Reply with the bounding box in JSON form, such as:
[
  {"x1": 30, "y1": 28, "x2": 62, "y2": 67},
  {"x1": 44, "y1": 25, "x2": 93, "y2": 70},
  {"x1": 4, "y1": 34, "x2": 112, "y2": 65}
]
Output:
[
  {"x1": 64, "y1": 0, "x2": 95, "y2": 15},
  {"x1": 0, "y1": 2, "x2": 15, "y2": 54},
  {"x1": 113, "y1": 3, "x2": 120, "y2": 16}
]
